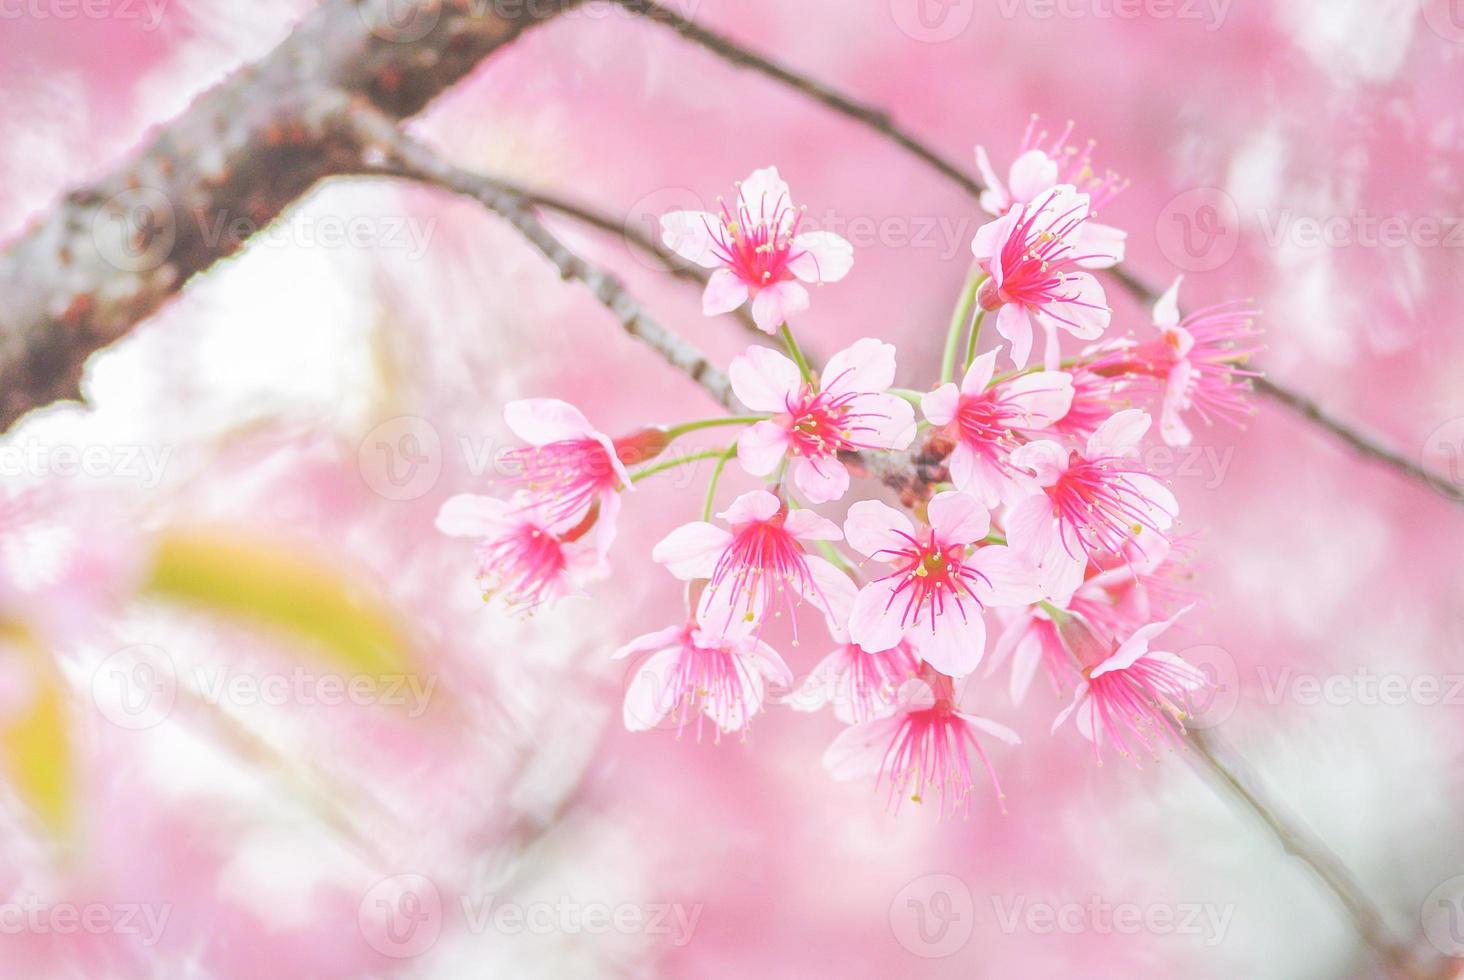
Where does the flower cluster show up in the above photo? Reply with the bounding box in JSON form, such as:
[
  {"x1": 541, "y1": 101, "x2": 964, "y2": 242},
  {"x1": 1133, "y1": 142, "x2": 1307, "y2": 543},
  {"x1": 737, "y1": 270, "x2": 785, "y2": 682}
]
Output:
[{"x1": 438, "y1": 127, "x2": 1259, "y2": 816}]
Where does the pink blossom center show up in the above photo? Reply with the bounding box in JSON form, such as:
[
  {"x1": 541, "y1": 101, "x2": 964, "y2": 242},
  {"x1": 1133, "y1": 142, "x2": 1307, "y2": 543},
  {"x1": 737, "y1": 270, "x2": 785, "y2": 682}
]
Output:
[
  {"x1": 707, "y1": 513, "x2": 818, "y2": 632},
  {"x1": 708, "y1": 193, "x2": 802, "y2": 290},
  {"x1": 1083, "y1": 657, "x2": 1201, "y2": 760},
  {"x1": 879, "y1": 702, "x2": 1003, "y2": 815},
  {"x1": 872, "y1": 529, "x2": 988, "y2": 633},
  {"x1": 1047, "y1": 452, "x2": 1167, "y2": 557},
  {"x1": 502, "y1": 437, "x2": 617, "y2": 526},
  {"x1": 664, "y1": 629, "x2": 758, "y2": 741},
  {"x1": 477, "y1": 522, "x2": 568, "y2": 608},
  {"x1": 783, "y1": 380, "x2": 887, "y2": 460}
]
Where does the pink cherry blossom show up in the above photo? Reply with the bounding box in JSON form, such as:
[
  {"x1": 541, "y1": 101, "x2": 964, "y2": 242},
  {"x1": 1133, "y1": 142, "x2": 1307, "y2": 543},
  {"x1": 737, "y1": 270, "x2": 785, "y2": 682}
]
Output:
[
  {"x1": 1048, "y1": 364, "x2": 1125, "y2": 441},
  {"x1": 843, "y1": 492, "x2": 1040, "y2": 677},
  {"x1": 1051, "y1": 607, "x2": 1209, "y2": 762},
  {"x1": 1091, "y1": 277, "x2": 1262, "y2": 446},
  {"x1": 921, "y1": 347, "x2": 1073, "y2": 507},
  {"x1": 615, "y1": 621, "x2": 792, "y2": 739},
  {"x1": 975, "y1": 116, "x2": 1128, "y2": 261},
  {"x1": 823, "y1": 673, "x2": 1019, "y2": 815},
  {"x1": 499, "y1": 398, "x2": 637, "y2": 551},
  {"x1": 970, "y1": 185, "x2": 1121, "y2": 370},
  {"x1": 660, "y1": 167, "x2": 854, "y2": 333},
  {"x1": 730, "y1": 339, "x2": 916, "y2": 503},
  {"x1": 652, "y1": 489, "x2": 855, "y2": 638},
  {"x1": 436, "y1": 492, "x2": 603, "y2": 610},
  {"x1": 790, "y1": 635, "x2": 920, "y2": 725},
  {"x1": 1006, "y1": 410, "x2": 1178, "y2": 602}
]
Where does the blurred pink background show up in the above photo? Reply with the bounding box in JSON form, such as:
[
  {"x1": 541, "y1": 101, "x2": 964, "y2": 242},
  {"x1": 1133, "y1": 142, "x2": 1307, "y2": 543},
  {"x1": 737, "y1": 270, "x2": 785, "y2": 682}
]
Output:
[{"x1": 3, "y1": 1, "x2": 1464, "y2": 977}]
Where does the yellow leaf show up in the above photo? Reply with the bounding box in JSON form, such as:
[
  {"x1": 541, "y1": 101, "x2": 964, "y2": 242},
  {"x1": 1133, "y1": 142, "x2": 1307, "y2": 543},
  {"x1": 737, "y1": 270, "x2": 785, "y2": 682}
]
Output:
[
  {"x1": 143, "y1": 528, "x2": 415, "y2": 678},
  {"x1": 0, "y1": 623, "x2": 70, "y2": 835}
]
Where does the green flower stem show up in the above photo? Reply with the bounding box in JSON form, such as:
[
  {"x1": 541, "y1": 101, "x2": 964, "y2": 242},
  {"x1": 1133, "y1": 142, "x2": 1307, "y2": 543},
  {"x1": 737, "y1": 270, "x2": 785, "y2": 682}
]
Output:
[
  {"x1": 662, "y1": 415, "x2": 768, "y2": 440},
  {"x1": 629, "y1": 447, "x2": 731, "y2": 483},
  {"x1": 779, "y1": 322, "x2": 814, "y2": 383},
  {"x1": 702, "y1": 445, "x2": 738, "y2": 521},
  {"x1": 940, "y1": 269, "x2": 986, "y2": 384},
  {"x1": 962, "y1": 308, "x2": 988, "y2": 373}
]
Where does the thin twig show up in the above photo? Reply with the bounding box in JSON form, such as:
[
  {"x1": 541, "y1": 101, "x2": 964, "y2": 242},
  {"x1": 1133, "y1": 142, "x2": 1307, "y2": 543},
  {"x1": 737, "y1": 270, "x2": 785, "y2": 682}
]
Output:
[{"x1": 611, "y1": 0, "x2": 1458, "y2": 507}]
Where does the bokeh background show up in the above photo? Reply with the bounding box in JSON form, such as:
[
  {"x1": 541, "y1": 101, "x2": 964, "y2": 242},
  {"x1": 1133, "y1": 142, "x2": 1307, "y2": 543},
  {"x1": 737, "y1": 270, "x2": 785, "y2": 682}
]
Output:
[{"x1": 3, "y1": 0, "x2": 1464, "y2": 977}]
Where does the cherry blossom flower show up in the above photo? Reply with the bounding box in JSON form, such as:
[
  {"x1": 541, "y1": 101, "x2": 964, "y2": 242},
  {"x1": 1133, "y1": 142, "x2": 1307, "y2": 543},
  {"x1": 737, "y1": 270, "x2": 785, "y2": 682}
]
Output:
[
  {"x1": 730, "y1": 339, "x2": 916, "y2": 502},
  {"x1": 661, "y1": 167, "x2": 854, "y2": 333},
  {"x1": 1091, "y1": 277, "x2": 1261, "y2": 446},
  {"x1": 921, "y1": 347, "x2": 1073, "y2": 507},
  {"x1": 1051, "y1": 607, "x2": 1209, "y2": 762},
  {"x1": 823, "y1": 673, "x2": 1019, "y2": 815},
  {"x1": 652, "y1": 489, "x2": 855, "y2": 638},
  {"x1": 1048, "y1": 364, "x2": 1125, "y2": 441},
  {"x1": 1006, "y1": 410, "x2": 1178, "y2": 603},
  {"x1": 975, "y1": 116, "x2": 1128, "y2": 261},
  {"x1": 844, "y1": 492, "x2": 1041, "y2": 677},
  {"x1": 499, "y1": 398, "x2": 643, "y2": 552},
  {"x1": 971, "y1": 186, "x2": 1121, "y2": 370},
  {"x1": 435, "y1": 492, "x2": 604, "y2": 611},
  {"x1": 615, "y1": 620, "x2": 792, "y2": 739},
  {"x1": 789, "y1": 632, "x2": 920, "y2": 724}
]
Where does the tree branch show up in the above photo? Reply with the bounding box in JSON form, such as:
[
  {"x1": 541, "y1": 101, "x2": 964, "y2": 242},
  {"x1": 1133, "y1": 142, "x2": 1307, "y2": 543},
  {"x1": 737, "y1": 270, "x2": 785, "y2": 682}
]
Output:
[
  {"x1": 611, "y1": 0, "x2": 1458, "y2": 507},
  {"x1": 0, "y1": 0, "x2": 583, "y2": 431}
]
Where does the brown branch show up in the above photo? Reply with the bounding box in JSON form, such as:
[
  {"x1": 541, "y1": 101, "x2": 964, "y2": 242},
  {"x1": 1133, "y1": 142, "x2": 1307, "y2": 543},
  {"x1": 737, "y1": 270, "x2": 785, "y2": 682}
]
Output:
[
  {"x1": 0, "y1": 0, "x2": 584, "y2": 432},
  {"x1": 611, "y1": 0, "x2": 1459, "y2": 507}
]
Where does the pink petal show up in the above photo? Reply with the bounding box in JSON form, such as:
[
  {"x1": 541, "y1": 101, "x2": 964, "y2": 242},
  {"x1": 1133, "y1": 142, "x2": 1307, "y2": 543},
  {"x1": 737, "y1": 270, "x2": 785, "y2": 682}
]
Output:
[
  {"x1": 651, "y1": 521, "x2": 731, "y2": 579},
  {"x1": 1153, "y1": 276, "x2": 1183, "y2": 329},
  {"x1": 915, "y1": 605, "x2": 987, "y2": 677},
  {"x1": 659, "y1": 210, "x2": 723, "y2": 269},
  {"x1": 1075, "y1": 220, "x2": 1126, "y2": 269},
  {"x1": 956, "y1": 712, "x2": 1022, "y2": 746},
  {"x1": 821, "y1": 338, "x2": 896, "y2": 396},
  {"x1": 959, "y1": 348, "x2": 999, "y2": 396},
  {"x1": 703, "y1": 267, "x2": 751, "y2": 317},
  {"x1": 612, "y1": 623, "x2": 686, "y2": 661},
  {"x1": 804, "y1": 554, "x2": 858, "y2": 628},
  {"x1": 622, "y1": 646, "x2": 682, "y2": 731},
  {"x1": 1006, "y1": 149, "x2": 1060, "y2": 203},
  {"x1": 823, "y1": 712, "x2": 905, "y2": 780},
  {"x1": 1086, "y1": 408, "x2": 1151, "y2": 459},
  {"x1": 1161, "y1": 361, "x2": 1194, "y2": 447},
  {"x1": 793, "y1": 456, "x2": 850, "y2": 504},
  {"x1": 1036, "y1": 272, "x2": 1109, "y2": 340},
  {"x1": 738, "y1": 167, "x2": 793, "y2": 226},
  {"x1": 921, "y1": 383, "x2": 959, "y2": 426},
  {"x1": 968, "y1": 545, "x2": 1045, "y2": 608},
  {"x1": 995, "y1": 303, "x2": 1035, "y2": 368},
  {"x1": 789, "y1": 231, "x2": 854, "y2": 284},
  {"x1": 848, "y1": 578, "x2": 907, "y2": 652},
  {"x1": 1003, "y1": 371, "x2": 1074, "y2": 429},
  {"x1": 503, "y1": 398, "x2": 596, "y2": 446},
  {"x1": 751, "y1": 281, "x2": 810, "y2": 332},
  {"x1": 858, "y1": 393, "x2": 917, "y2": 450},
  {"x1": 719, "y1": 488, "x2": 782, "y2": 526},
  {"x1": 843, "y1": 500, "x2": 916, "y2": 559},
  {"x1": 971, "y1": 211, "x2": 1016, "y2": 265},
  {"x1": 784, "y1": 506, "x2": 843, "y2": 541},
  {"x1": 736, "y1": 420, "x2": 792, "y2": 477},
  {"x1": 974, "y1": 145, "x2": 1010, "y2": 214},
  {"x1": 435, "y1": 494, "x2": 512, "y2": 538},
  {"x1": 1096, "y1": 605, "x2": 1194, "y2": 677},
  {"x1": 729, "y1": 345, "x2": 801, "y2": 413},
  {"x1": 1008, "y1": 439, "x2": 1068, "y2": 485},
  {"x1": 928, "y1": 490, "x2": 990, "y2": 546}
]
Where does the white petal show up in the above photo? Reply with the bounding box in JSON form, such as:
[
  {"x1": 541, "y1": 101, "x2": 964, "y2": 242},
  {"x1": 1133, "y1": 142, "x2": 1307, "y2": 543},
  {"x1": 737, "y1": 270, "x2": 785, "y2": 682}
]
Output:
[
  {"x1": 1086, "y1": 408, "x2": 1151, "y2": 459},
  {"x1": 612, "y1": 623, "x2": 685, "y2": 661},
  {"x1": 921, "y1": 383, "x2": 959, "y2": 426},
  {"x1": 789, "y1": 231, "x2": 854, "y2": 283},
  {"x1": 751, "y1": 281, "x2": 810, "y2": 332},
  {"x1": 1038, "y1": 272, "x2": 1110, "y2": 340},
  {"x1": 718, "y1": 488, "x2": 781, "y2": 526},
  {"x1": 622, "y1": 647, "x2": 683, "y2": 731},
  {"x1": 959, "y1": 348, "x2": 999, "y2": 396},
  {"x1": 784, "y1": 506, "x2": 843, "y2": 541},
  {"x1": 1152, "y1": 276, "x2": 1183, "y2": 329},
  {"x1": 793, "y1": 456, "x2": 850, "y2": 503},
  {"x1": 969, "y1": 544, "x2": 1046, "y2": 608},
  {"x1": 702, "y1": 267, "x2": 750, "y2": 317},
  {"x1": 1007, "y1": 149, "x2": 1060, "y2": 202},
  {"x1": 803, "y1": 554, "x2": 859, "y2": 628},
  {"x1": 1074, "y1": 220, "x2": 1126, "y2": 268},
  {"x1": 736, "y1": 421, "x2": 792, "y2": 477},
  {"x1": 651, "y1": 522, "x2": 731, "y2": 579},
  {"x1": 660, "y1": 210, "x2": 723, "y2": 269},
  {"x1": 915, "y1": 606, "x2": 987, "y2": 677},
  {"x1": 843, "y1": 499, "x2": 916, "y2": 559},
  {"x1": 435, "y1": 494, "x2": 512, "y2": 538},
  {"x1": 503, "y1": 398, "x2": 596, "y2": 446},
  {"x1": 1002, "y1": 371, "x2": 1074, "y2": 429},
  {"x1": 974, "y1": 145, "x2": 1010, "y2": 214},
  {"x1": 1008, "y1": 439, "x2": 1068, "y2": 485},
  {"x1": 821, "y1": 338, "x2": 896, "y2": 396},
  {"x1": 847, "y1": 578, "x2": 907, "y2": 653},
  {"x1": 823, "y1": 713, "x2": 904, "y2": 780},
  {"x1": 737, "y1": 167, "x2": 793, "y2": 225},
  {"x1": 857, "y1": 393, "x2": 917, "y2": 451},
  {"x1": 729, "y1": 345, "x2": 801, "y2": 412},
  {"x1": 995, "y1": 303, "x2": 1035, "y2": 368},
  {"x1": 928, "y1": 490, "x2": 990, "y2": 546}
]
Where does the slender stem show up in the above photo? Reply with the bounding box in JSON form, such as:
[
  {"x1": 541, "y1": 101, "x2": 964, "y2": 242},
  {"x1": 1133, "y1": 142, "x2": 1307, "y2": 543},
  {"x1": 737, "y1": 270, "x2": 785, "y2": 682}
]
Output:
[
  {"x1": 889, "y1": 388, "x2": 925, "y2": 405},
  {"x1": 630, "y1": 447, "x2": 729, "y2": 483},
  {"x1": 663, "y1": 415, "x2": 767, "y2": 439},
  {"x1": 963, "y1": 309, "x2": 987, "y2": 372},
  {"x1": 779, "y1": 323, "x2": 813, "y2": 383},
  {"x1": 702, "y1": 445, "x2": 737, "y2": 521},
  {"x1": 940, "y1": 271, "x2": 984, "y2": 384}
]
